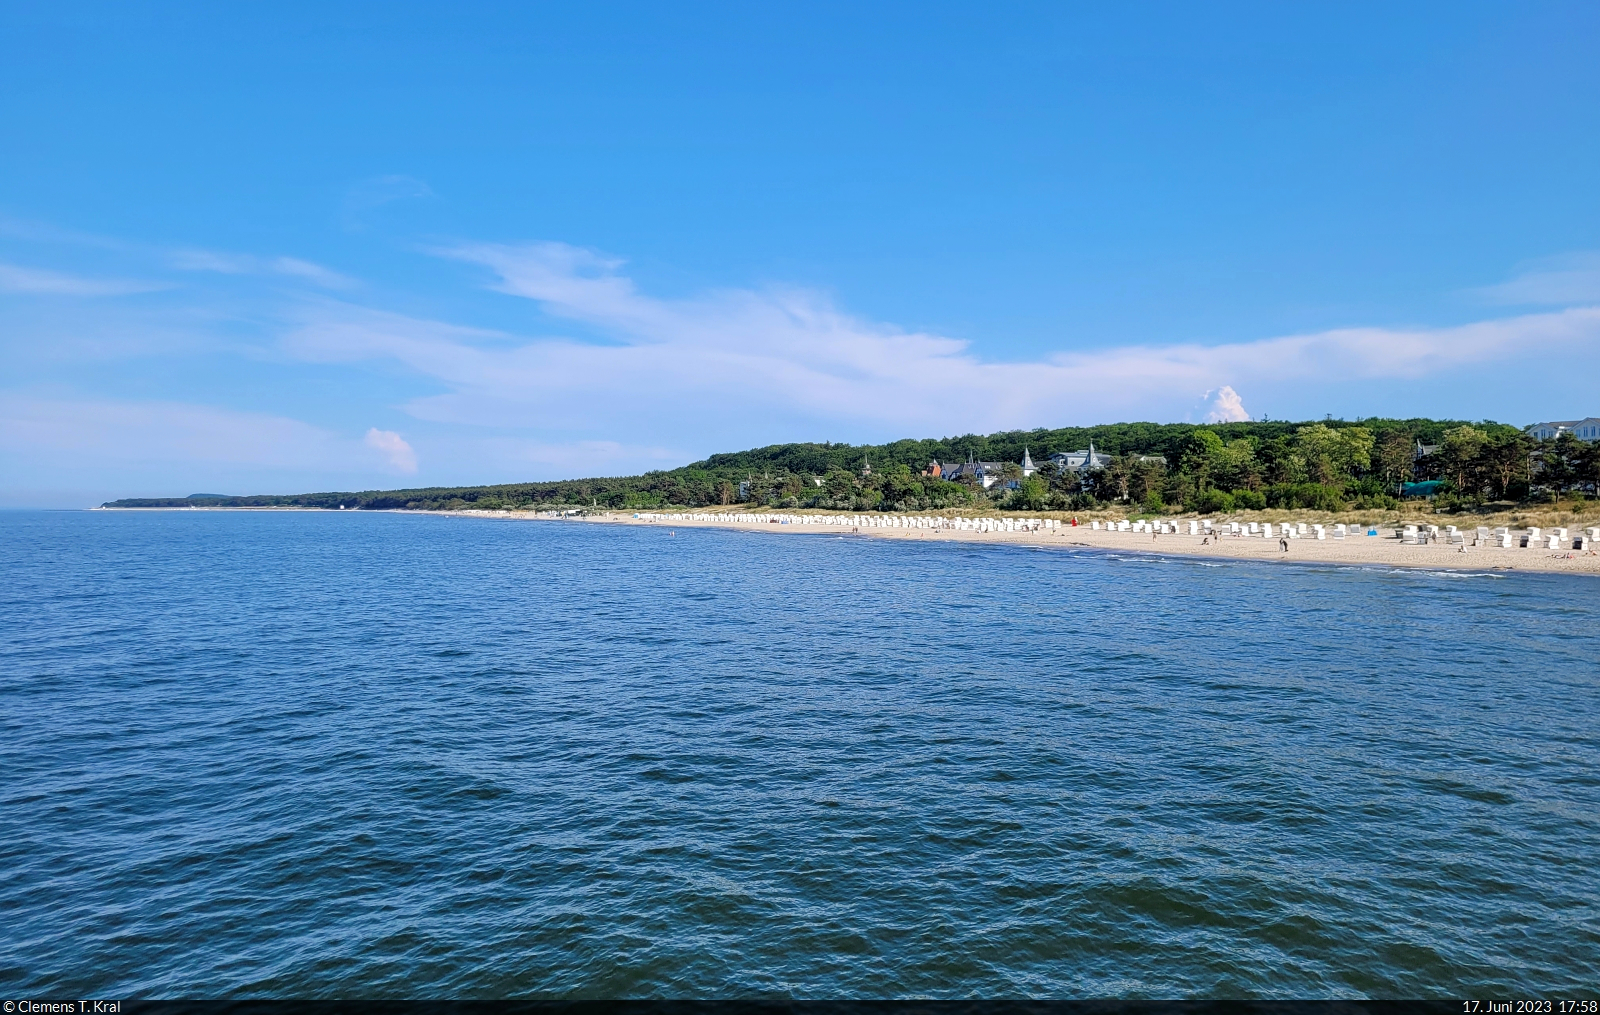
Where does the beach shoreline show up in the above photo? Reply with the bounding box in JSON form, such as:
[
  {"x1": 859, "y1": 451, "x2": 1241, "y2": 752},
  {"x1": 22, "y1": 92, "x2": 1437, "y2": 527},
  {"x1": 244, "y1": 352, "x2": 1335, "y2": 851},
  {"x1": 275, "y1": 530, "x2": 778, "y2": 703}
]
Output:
[
  {"x1": 94, "y1": 504, "x2": 1600, "y2": 576},
  {"x1": 578, "y1": 510, "x2": 1600, "y2": 577}
]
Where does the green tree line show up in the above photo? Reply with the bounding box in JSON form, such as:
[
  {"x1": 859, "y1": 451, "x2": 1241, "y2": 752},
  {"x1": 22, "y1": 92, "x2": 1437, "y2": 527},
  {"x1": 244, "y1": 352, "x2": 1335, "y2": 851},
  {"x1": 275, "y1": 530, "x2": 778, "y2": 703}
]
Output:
[{"x1": 104, "y1": 417, "x2": 1600, "y2": 514}]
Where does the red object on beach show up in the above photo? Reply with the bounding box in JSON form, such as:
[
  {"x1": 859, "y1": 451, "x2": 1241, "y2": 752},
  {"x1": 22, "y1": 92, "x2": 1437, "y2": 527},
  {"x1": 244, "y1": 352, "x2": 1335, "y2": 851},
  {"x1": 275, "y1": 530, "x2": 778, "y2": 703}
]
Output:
[{"x1": 1071, "y1": 517, "x2": 1078, "y2": 526}]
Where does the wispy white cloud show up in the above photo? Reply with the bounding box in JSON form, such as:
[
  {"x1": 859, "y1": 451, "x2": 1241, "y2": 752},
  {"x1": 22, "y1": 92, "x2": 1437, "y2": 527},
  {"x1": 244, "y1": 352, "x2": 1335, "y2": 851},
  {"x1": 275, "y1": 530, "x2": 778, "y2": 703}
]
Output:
[
  {"x1": 272, "y1": 257, "x2": 354, "y2": 288},
  {"x1": 2, "y1": 215, "x2": 356, "y2": 290},
  {"x1": 0, "y1": 262, "x2": 168, "y2": 297},
  {"x1": 169, "y1": 249, "x2": 356, "y2": 289},
  {"x1": 1475, "y1": 252, "x2": 1600, "y2": 306},
  {"x1": 281, "y1": 241, "x2": 1600, "y2": 443},
  {"x1": 454, "y1": 436, "x2": 688, "y2": 473},
  {"x1": 0, "y1": 216, "x2": 136, "y2": 251},
  {"x1": 364, "y1": 427, "x2": 418, "y2": 473}
]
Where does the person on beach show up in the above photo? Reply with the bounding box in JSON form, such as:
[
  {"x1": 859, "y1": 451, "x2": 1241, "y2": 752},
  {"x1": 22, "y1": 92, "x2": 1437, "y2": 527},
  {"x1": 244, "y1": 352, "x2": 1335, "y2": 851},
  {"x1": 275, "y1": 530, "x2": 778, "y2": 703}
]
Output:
[{"x1": 1280, "y1": 537, "x2": 1288, "y2": 552}]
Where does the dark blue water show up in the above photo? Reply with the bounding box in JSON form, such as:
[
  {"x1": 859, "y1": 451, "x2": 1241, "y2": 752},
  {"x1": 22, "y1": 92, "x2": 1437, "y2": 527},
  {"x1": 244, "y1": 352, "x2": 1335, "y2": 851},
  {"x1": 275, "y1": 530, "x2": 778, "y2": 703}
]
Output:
[{"x1": 3, "y1": 510, "x2": 1598, "y2": 998}]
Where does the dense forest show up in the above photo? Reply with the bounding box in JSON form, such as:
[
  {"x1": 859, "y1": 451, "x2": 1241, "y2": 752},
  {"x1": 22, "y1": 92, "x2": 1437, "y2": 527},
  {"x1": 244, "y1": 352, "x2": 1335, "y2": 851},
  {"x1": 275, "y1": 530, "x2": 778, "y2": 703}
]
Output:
[{"x1": 105, "y1": 417, "x2": 1600, "y2": 514}]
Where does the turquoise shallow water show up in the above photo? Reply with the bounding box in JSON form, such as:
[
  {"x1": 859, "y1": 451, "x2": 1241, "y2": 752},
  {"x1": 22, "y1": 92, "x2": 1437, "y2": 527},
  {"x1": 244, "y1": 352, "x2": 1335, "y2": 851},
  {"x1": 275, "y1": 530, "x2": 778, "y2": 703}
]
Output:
[{"x1": 2, "y1": 509, "x2": 1598, "y2": 998}]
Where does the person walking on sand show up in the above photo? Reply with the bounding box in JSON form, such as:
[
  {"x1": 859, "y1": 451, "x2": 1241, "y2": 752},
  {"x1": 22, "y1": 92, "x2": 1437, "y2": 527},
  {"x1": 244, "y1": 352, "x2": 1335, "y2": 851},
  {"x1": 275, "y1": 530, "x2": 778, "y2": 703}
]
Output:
[{"x1": 1280, "y1": 537, "x2": 1288, "y2": 552}]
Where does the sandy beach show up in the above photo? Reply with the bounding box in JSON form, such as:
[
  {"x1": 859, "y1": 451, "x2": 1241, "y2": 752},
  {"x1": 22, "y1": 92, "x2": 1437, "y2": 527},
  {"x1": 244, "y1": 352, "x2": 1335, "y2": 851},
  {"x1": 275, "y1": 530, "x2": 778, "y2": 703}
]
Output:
[{"x1": 577, "y1": 510, "x2": 1600, "y2": 577}]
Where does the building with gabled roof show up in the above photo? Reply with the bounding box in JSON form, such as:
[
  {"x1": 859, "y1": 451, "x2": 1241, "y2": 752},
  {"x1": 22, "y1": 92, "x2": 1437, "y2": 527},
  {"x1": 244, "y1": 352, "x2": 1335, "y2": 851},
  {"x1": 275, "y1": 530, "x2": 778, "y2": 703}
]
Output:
[
  {"x1": 1527, "y1": 418, "x2": 1600, "y2": 441},
  {"x1": 1049, "y1": 441, "x2": 1112, "y2": 473}
]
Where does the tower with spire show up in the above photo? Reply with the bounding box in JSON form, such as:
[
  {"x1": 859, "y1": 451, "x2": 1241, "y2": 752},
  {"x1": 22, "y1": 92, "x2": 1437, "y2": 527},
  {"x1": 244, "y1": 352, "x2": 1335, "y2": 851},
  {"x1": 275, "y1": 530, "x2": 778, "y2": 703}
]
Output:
[{"x1": 1021, "y1": 447, "x2": 1035, "y2": 477}]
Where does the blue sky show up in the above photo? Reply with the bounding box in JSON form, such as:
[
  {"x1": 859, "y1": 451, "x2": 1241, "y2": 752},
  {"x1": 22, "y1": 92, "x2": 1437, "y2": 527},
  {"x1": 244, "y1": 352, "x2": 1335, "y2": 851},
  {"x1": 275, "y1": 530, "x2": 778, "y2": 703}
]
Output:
[{"x1": 3, "y1": 2, "x2": 1599, "y2": 505}]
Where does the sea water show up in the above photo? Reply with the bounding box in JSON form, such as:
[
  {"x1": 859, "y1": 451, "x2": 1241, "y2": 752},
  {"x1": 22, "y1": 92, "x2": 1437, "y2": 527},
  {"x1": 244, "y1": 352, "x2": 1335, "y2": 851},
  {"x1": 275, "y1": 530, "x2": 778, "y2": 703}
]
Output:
[{"x1": 2, "y1": 509, "x2": 1597, "y2": 997}]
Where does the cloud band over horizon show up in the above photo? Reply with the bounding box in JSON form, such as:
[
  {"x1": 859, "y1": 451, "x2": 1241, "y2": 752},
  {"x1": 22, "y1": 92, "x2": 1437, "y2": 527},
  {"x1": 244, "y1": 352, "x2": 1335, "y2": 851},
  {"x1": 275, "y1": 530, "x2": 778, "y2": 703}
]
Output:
[{"x1": 3, "y1": 233, "x2": 1599, "y2": 505}]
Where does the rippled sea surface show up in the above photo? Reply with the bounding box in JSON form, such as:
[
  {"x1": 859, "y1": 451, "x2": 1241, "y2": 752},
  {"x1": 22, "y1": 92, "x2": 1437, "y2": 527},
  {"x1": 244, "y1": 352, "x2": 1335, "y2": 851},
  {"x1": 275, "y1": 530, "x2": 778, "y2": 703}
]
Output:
[{"x1": 3, "y1": 509, "x2": 1599, "y2": 998}]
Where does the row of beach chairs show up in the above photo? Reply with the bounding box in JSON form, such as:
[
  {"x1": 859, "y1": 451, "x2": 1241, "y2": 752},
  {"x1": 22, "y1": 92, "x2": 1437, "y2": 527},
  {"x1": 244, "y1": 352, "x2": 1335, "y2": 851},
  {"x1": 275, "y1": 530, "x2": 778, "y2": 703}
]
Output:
[
  {"x1": 637, "y1": 512, "x2": 1598, "y2": 550},
  {"x1": 1440, "y1": 525, "x2": 1600, "y2": 550}
]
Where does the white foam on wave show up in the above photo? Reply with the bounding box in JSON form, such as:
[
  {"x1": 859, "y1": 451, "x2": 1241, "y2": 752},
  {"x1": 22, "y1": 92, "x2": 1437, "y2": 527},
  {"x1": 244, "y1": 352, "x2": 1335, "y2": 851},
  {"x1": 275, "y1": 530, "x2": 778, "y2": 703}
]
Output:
[{"x1": 1350, "y1": 565, "x2": 1508, "y2": 580}]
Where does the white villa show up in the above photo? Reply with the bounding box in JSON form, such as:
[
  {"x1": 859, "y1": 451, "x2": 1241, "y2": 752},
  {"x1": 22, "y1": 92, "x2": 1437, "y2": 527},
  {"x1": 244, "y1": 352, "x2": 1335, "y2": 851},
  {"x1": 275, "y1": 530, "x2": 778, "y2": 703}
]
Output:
[{"x1": 1527, "y1": 418, "x2": 1600, "y2": 441}]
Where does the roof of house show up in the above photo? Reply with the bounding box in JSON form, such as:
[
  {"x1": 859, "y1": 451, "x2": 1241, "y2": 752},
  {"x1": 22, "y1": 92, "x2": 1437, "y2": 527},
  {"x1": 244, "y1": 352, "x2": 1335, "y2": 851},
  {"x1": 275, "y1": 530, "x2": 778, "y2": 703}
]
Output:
[
  {"x1": 1049, "y1": 448, "x2": 1112, "y2": 470},
  {"x1": 1527, "y1": 420, "x2": 1584, "y2": 431},
  {"x1": 940, "y1": 460, "x2": 1004, "y2": 474}
]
